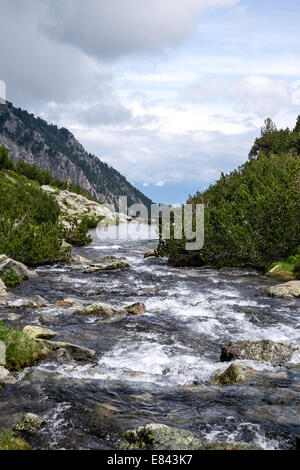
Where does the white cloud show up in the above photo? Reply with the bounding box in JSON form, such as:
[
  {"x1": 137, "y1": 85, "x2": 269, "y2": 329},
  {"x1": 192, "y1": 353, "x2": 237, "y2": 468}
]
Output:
[{"x1": 230, "y1": 75, "x2": 290, "y2": 117}]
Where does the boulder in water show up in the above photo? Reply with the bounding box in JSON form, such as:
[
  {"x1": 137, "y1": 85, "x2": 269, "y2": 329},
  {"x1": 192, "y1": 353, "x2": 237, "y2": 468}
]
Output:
[
  {"x1": 55, "y1": 298, "x2": 83, "y2": 308},
  {"x1": 221, "y1": 339, "x2": 297, "y2": 364},
  {"x1": 144, "y1": 250, "x2": 157, "y2": 259},
  {"x1": 23, "y1": 326, "x2": 58, "y2": 340},
  {"x1": 84, "y1": 256, "x2": 131, "y2": 273},
  {"x1": 73, "y1": 302, "x2": 128, "y2": 319},
  {"x1": 268, "y1": 281, "x2": 300, "y2": 298},
  {"x1": 41, "y1": 340, "x2": 96, "y2": 362},
  {"x1": 122, "y1": 423, "x2": 261, "y2": 450},
  {"x1": 214, "y1": 363, "x2": 255, "y2": 385},
  {"x1": 14, "y1": 413, "x2": 46, "y2": 433},
  {"x1": 0, "y1": 254, "x2": 37, "y2": 280},
  {"x1": 71, "y1": 255, "x2": 91, "y2": 265},
  {"x1": 124, "y1": 302, "x2": 147, "y2": 315}
]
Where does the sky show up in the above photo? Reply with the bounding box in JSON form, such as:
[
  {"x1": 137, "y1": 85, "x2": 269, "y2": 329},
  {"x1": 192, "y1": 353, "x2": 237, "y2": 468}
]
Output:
[{"x1": 0, "y1": 0, "x2": 300, "y2": 204}]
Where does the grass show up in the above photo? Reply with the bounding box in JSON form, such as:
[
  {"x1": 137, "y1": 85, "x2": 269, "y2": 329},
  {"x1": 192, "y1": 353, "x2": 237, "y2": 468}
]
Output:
[
  {"x1": 0, "y1": 432, "x2": 31, "y2": 450},
  {"x1": 0, "y1": 322, "x2": 48, "y2": 371},
  {"x1": 268, "y1": 247, "x2": 300, "y2": 280}
]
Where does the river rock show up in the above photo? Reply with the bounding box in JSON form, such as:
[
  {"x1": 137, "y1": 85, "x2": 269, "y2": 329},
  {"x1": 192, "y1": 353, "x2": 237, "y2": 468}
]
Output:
[
  {"x1": 0, "y1": 366, "x2": 17, "y2": 385},
  {"x1": 269, "y1": 281, "x2": 300, "y2": 298},
  {"x1": 0, "y1": 279, "x2": 9, "y2": 298},
  {"x1": 0, "y1": 254, "x2": 37, "y2": 280},
  {"x1": 84, "y1": 256, "x2": 131, "y2": 273},
  {"x1": 214, "y1": 364, "x2": 255, "y2": 386},
  {"x1": 6, "y1": 295, "x2": 46, "y2": 309},
  {"x1": 221, "y1": 339, "x2": 297, "y2": 364},
  {"x1": 55, "y1": 298, "x2": 83, "y2": 308},
  {"x1": 14, "y1": 413, "x2": 46, "y2": 432},
  {"x1": 41, "y1": 340, "x2": 96, "y2": 362},
  {"x1": 73, "y1": 302, "x2": 128, "y2": 319},
  {"x1": 72, "y1": 255, "x2": 91, "y2": 265},
  {"x1": 144, "y1": 250, "x2": 157, "y2": 259},
  {"x1": 124, "y1": 302, "x2": 147, "y2": 315},
  {"x1": 122, "y1": 424, "x2": 260, "y2": 450},
  {"x1": 23, "y1": 326, "x2": 58, "y2": 340}
]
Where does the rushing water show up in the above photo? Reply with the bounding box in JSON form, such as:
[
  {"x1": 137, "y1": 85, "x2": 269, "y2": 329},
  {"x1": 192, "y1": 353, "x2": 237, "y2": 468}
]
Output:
[{"x1": 0, "y1": 224, "x2": 299, "y2": 450}]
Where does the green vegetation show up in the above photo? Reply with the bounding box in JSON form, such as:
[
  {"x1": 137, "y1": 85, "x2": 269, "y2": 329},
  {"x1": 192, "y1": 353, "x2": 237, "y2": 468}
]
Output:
[
  {"x1": 0, "y1": 321, "x2": 48, "y2": 371},
  {"x1": 158, "y1": 116, "x2": 300, "y2": 270},
  {"x1": 0, "y1": 432, "x2": 31, "y2": 450},
  {"x1": 1, "y1": 269, "x2": 22, "y2": 288},
  {"x1": 81, "y1": 215, "x2": 105, "y2": 229},
  {"x1": 294, "y1": 260, "x2": 300, "y2": 280},
  {"x1": 0, "y1": 147, "x2": 91, "y2": 264}
]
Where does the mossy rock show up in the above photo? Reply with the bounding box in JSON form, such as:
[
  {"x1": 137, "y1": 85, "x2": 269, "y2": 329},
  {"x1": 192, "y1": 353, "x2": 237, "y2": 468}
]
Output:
[
  {"x1": 214, "y1": 364, "x2": 254, "y2": 385},
  {"x1": 14, "y1": 413, "x2": 46, "y2": 433},
  {"x1": 221, "y1": 339, "x2": 297, "y2": 364},
  {"x1": 121, "y1": 424, "x2": 261, "y2": 450}
]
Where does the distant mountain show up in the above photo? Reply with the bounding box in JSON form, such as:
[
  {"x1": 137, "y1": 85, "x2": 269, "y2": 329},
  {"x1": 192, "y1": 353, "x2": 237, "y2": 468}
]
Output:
[{"x1": 0, "y1": 101, "x2": 152, "y2": 210}]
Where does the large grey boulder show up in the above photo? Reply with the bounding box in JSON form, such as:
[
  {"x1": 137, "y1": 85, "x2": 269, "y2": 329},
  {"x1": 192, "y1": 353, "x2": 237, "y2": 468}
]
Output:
[
  {"x1": 122, "y1": 424, "x2": 260, "y2": 450},
  {"x1": 269, "y1": 281, "x2": 300, "y2": 298},
  {"x1": 0, "y1": 254, "x2": 37, "y2": 280},
  {"x1": 221, "y1": 339, "x2": 297, "y2": 364}
]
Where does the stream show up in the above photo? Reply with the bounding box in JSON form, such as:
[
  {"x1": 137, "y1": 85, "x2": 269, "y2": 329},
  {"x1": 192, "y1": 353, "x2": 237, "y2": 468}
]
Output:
[{"x1": 0, "y1": 224, "x2": 299, "y2": 450}]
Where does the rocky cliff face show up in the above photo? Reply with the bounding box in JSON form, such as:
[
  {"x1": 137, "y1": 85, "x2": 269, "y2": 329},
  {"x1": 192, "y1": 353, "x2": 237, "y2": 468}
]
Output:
[{"x1": 0, "y1": 101, "x2": 152, "y2": 210}]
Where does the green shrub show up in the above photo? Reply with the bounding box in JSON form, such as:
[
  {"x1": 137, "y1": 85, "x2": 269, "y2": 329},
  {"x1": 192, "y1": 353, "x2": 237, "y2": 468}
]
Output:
[
  {"x1": 158, "y1": 153, "x2": 300, "y2": 269},
  {"x1": 64, "y1": 219, "x2": 92, "y2": 247},
  {"x1": 81, "y1": 215, "x2": 105, "y2": 229},
  {"x1": 0, "y1": 322, "x2": 47, "y2": 371},
  {"x1": 294, "y1": 261, "x2": 300, "y2": 280},
  {"x1": 1, "y1": 269, "x2": 22, "y2": 288}
]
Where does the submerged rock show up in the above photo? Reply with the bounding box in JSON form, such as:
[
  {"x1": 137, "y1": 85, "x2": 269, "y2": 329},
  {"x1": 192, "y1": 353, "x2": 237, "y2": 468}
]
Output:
[
  {"x1": 221, "y1": 339, "x2": 297, "y2": 364},
  {"x1": 6, "y1": 295, "x2": 46, "y2": 309},
  {"x1": 124, "y1": 302, "x2": 147, "y2": 315},
  {"x1": 23, "y1": 326, "x2": 57, "y2": 340},
  {"x1": 0, "y1": 254, "x2": 37, "y2": 280},
  {"x1": 214, "y1": 364, "x2": 255, "y2": 386},
  {"x1": 122, "y1": 424, "x2": 260, "y2": 450},
  {"x1": 0, "y1": 366, "x2": 17, "y2": 386},
  {"x1": 0, "y1": 279, "x2": 9, "y2": 298},
  {"x1": 73, "y1": 302, "x2": 128, "y2": 319},
  {"x1": 40, "y1": 340, "x2": 96, "y2": 362},
  {"x1": 14, "y1": 413, "x2": 46, "y2": 433},
  {"x1": 55, "y1": 298, "x2": 83, "y2": 308},
  {"x1": 269, "y1": 281, "x2": 300, "y2": 298}
]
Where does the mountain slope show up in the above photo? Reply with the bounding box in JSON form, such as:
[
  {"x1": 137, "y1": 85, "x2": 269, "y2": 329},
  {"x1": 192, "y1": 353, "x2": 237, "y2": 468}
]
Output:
[{"x1": 0, "y1": 101, "x2": 152, "y2": 210}]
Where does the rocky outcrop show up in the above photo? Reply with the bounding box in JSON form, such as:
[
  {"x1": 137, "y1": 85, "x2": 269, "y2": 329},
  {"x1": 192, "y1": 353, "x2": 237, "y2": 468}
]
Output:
[
  {"x1": 0, "y1": 101, "x2": 152, "y2": 210},
  {"x1": 0, "y1": 279, "x2": 9, "y2": 298},
  {"x1": 23, "y1": 326, "x2": 57, "y2": 340},
  {"x1": 269, "y1": 281, "x2": 300, "y2": 298},
  {"x1": 73, "y1": 302, "x2": 128, "y2": 320},
  {"x1": 122, "y1": 424, "x2": 260, "y2": 450},
  {"x1": 214, "y1": 364, "x2": 255, "y2": 386},
  {"x1": 221, "y1": 339, "x2": 297, "y2": 364},
  {"x1": 124, "y1": 303, "x2": 147, "y2": 315},
  {"x1": 0, "y1": 255, "x2": 37, "y2": 280}
]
